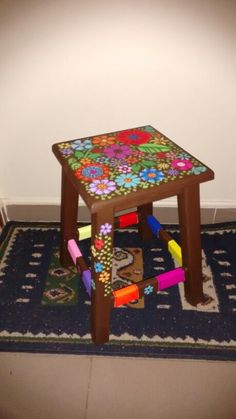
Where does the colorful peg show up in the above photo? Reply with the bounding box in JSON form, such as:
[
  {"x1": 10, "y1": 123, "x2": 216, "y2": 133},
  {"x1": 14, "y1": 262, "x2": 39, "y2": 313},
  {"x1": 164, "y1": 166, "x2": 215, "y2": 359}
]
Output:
[
  {"x1": 147, "y1": 215, "x2": 163, "y2": 236},
  {"x1": 168, "y1": 240, "x2": 182, "y2": 265},
  {"x1": 157, "y1": 267, "x2": 185, "y2": 290},
  {"x1": 82, "y1": 270, "x2": 92, "y2": 297},
  {"x1": 78, "y1": 225, "x2": 92, "y2": 240},
  {"x1": 118, "y1": 211, "x2": 139, "y2": 228},
  {"x1": 113, "y1": 284, "x2": 139, "y2": 307},
  {"x1": 67, "y1": 239, "x2": 82, "y2": 265}
]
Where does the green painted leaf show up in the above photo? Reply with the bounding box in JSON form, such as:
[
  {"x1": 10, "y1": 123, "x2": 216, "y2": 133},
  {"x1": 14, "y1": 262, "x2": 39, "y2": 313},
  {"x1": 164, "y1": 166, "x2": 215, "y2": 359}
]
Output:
[
  {"x1": 142, "y1": 160, "x2": 155, "y2": 167},
  {"x1": 131, "y1": 164, "x2": 142, "y2": 173},
  {"x1": 68, "y1": 157, "x2": 77, "y2": 164},
  {"x1": 138, "y1": 144, "x2": 170, "y2": 153},
  {"x1": 70, "y1": 162, "x2": 81, "y2": 170},
  {"x1": 74, "y1": 151, "x2": 84, "y2": 159},
  {"x1": 87, "y1": 153, "x2": 102, "y2": 160}
]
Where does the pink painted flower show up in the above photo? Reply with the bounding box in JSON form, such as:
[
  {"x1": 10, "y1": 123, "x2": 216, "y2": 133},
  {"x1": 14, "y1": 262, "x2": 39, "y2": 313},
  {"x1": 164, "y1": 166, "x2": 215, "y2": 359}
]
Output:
[
  {"x1": 118, "y1": 165, "x2": 132, "y2": 174},
  {"x1": 171, "y1": 159, "x2": 193, "y2": 171},
  {"x1": 104, "y1": 144, "x2": 131, "y2": 159}
]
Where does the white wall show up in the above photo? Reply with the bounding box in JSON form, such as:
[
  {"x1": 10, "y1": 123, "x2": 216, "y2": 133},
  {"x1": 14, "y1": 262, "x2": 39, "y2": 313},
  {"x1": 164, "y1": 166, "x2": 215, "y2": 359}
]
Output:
[{"x1": 1, "y1": 0, "x2": 236, "y2": 206}]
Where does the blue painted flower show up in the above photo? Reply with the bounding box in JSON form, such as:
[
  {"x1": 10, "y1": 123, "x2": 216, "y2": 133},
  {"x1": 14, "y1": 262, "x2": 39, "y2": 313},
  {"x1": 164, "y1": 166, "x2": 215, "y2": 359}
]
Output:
[
  {"x1": 94, "y1": 262, "x2": 104, "y2": 273},
  {"x1": 71, "y1": 138, "x2": 93, "y2": 151},
  {"x1": 115, "y1": 173, "x2": 140, "y2": 188},
  {"x1": 144, "y1": 285, "x2": 154, "y2": 295},
  {"x1": 81, "y1": 165, "x2": 104, "y2": 179},
  {"x1": 140, "y1": 168, "x2": 164, "y2": 183},
  {"x1": 191, "y1": 166, "x2": 207, "y2": 175}
]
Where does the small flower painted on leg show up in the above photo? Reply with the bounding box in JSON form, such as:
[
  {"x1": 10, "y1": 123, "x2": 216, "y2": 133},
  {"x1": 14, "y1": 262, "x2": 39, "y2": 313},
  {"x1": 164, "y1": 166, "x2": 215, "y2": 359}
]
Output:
[
  {"x1": 94, "y1": 238, "x2": 105, "y2": 250},
  {"x1": 100, "y1": 223, "x2": 112, "y2": 235},
  {"x1": 94, "y1": 262, "x2": 104, "y2": 273},
  {"x1": 144, "y1": 285, "x2": 154, "y2": 295},
  {"x1": 99, "y1": 271, "x2": 110, "y2": 283}
]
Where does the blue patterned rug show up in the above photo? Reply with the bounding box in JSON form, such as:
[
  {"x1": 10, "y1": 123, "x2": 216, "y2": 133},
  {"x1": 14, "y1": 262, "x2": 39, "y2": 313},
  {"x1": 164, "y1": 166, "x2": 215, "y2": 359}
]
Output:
[{"x1": 0, "y1": 221, "x2": 235, "y2": 360}]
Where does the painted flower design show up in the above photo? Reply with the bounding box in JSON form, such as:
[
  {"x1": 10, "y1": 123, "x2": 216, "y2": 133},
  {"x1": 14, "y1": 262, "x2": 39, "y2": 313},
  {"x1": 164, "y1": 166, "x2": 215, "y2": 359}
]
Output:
[
  {"x1": 94, "y1": 238, "x2": 105, "y2": 250},
  {"x1": 89, "y1": 179, "x2": 116, "y2": 195},
  {"x1": 168, "y1": 168, "x2": 179, "y2": 176},
  {"x1": 94, "y1": 262, "x2": 104, "y2": 273},
  {"x1": 132, "y1": 149, "x2": 145, "y2": 158},
  {"x1": 166, "y1": 152, "x2": 177, "y2": 159},
  {"x1": 140, "y1": 168, "x2": 164, "y2": 183},
  {"x1": 75, "y1": 163, "x2": 109, "y2": 182},
  {"x1": 157, "y1": 162, "x2": 170, "y2": 170},
  {"x1": 117, "y1": 129, "x2": 151, "y2": 145},
  {"x1": 172, "y1": 159, "x2": 193, "y2": 171},
  {"x1": 100, "y1": 223, "x2": 112, "y2": 235},
  {"x1": 61, "y1": 148, "x2": 73, "y2": 156},
  {"x1": 156, "y1": 152, "x2": 167, "y2": 159},
  {"x1": 118, "y1": 165, "x2": 132, "y2": 174},
  {"x1": 144, "y1": 285, "x2": 154, "y2": 295},
  {"x1": 80, "y1": 158, "x2": 92, "y2": 165},
  {"x1": 104, "y1": 144, "x2": 131, "y2": 159},
  {"x1": 71, "y1": 139, "x2": 93, "y2": 151},
  {"x1": 116, "y1": 174, "x2": 140, "y2": 188},
  {"x1": 191, "y1": 166, "x2": 207, "y2": 175},
  {"x1": 58, "y1": 142, "x2": 71, "y2": 149},
  {"x1": 125, "y1": 156, "x2": 139, "y2": 164},
  {"x1": 56, "y1": 126, "x2": 209, "y2": 202},
  {"x1": 96, "y1": 156, "x2": 110, "y2": 165},
  {"x1": 178, "y1": 153, "x2": 191, "y2": 159},
  {"x1": 109, "y1": 158, "x2": 126, "y2": 167},
  {"x1": 99, "y1": 271, "x2": 110, "y2": 283},
  {"x1": 92, "y1": 135, "x2": 116, "y2": 147}
]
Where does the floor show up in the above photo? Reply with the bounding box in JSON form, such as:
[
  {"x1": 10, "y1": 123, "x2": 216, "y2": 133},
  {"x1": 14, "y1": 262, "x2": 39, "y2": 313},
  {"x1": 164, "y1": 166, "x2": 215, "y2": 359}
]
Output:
[{"x1": 0, "y1": 353, "x2": 236, "y2": 419}]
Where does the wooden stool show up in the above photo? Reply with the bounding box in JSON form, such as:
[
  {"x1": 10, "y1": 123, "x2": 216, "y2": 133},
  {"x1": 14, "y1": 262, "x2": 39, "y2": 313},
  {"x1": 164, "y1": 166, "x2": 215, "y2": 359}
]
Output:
[{"x1": 52, "y1": 125, "x2": 214, "y2": 344}]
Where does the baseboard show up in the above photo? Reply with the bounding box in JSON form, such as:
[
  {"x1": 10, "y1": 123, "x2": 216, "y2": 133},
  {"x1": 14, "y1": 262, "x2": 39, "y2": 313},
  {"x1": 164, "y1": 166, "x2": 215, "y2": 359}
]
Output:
[
  {"x1": 4, "y1": 203, "x2": 236, "y2": 225},
  {"x1": 0, "y1": 199, "x2": 8, "y2": 229}
]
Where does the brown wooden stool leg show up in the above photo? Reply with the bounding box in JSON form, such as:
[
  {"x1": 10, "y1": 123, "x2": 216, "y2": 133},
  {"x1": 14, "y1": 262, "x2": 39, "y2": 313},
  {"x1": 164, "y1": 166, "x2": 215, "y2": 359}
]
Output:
[
  {"x1": 177, "y1": 184, "x2": 205, "y2": 305},
  {"x1": 138, "y1": 202, "x2": 153, "y2": 241},
  {"x1": 91, "y1": 209, "x2": 114, "y2": 344},
  {"x1": 60, "y1": 169, "x2": 79, "y2": 268}
]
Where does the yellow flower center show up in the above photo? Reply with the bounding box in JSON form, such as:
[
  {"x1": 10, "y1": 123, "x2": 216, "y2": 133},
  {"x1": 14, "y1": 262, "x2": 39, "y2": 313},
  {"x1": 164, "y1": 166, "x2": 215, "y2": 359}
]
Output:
[{"x1": 98, "y1": 183, "x2": 107, "y2": 190}]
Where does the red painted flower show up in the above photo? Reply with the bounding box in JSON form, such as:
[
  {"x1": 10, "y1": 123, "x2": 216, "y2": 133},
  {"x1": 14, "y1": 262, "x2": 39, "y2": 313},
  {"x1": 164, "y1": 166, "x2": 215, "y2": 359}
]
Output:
[
  {"x1": 156, "y1": 152, "x2": 167, "y2": 159},
  {"x1": 94, "y1": 238, "x2": 105, "y2": 250},
  {"x1": 117, "y1": 129, "x2": 151, "y2": 146}
]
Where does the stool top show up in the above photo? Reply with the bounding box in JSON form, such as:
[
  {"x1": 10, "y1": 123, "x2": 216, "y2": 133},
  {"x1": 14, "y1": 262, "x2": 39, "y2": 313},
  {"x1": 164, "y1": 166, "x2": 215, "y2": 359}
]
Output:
[{"x1": 52, "y1": 126, "x2": 214, "y2": 211}]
